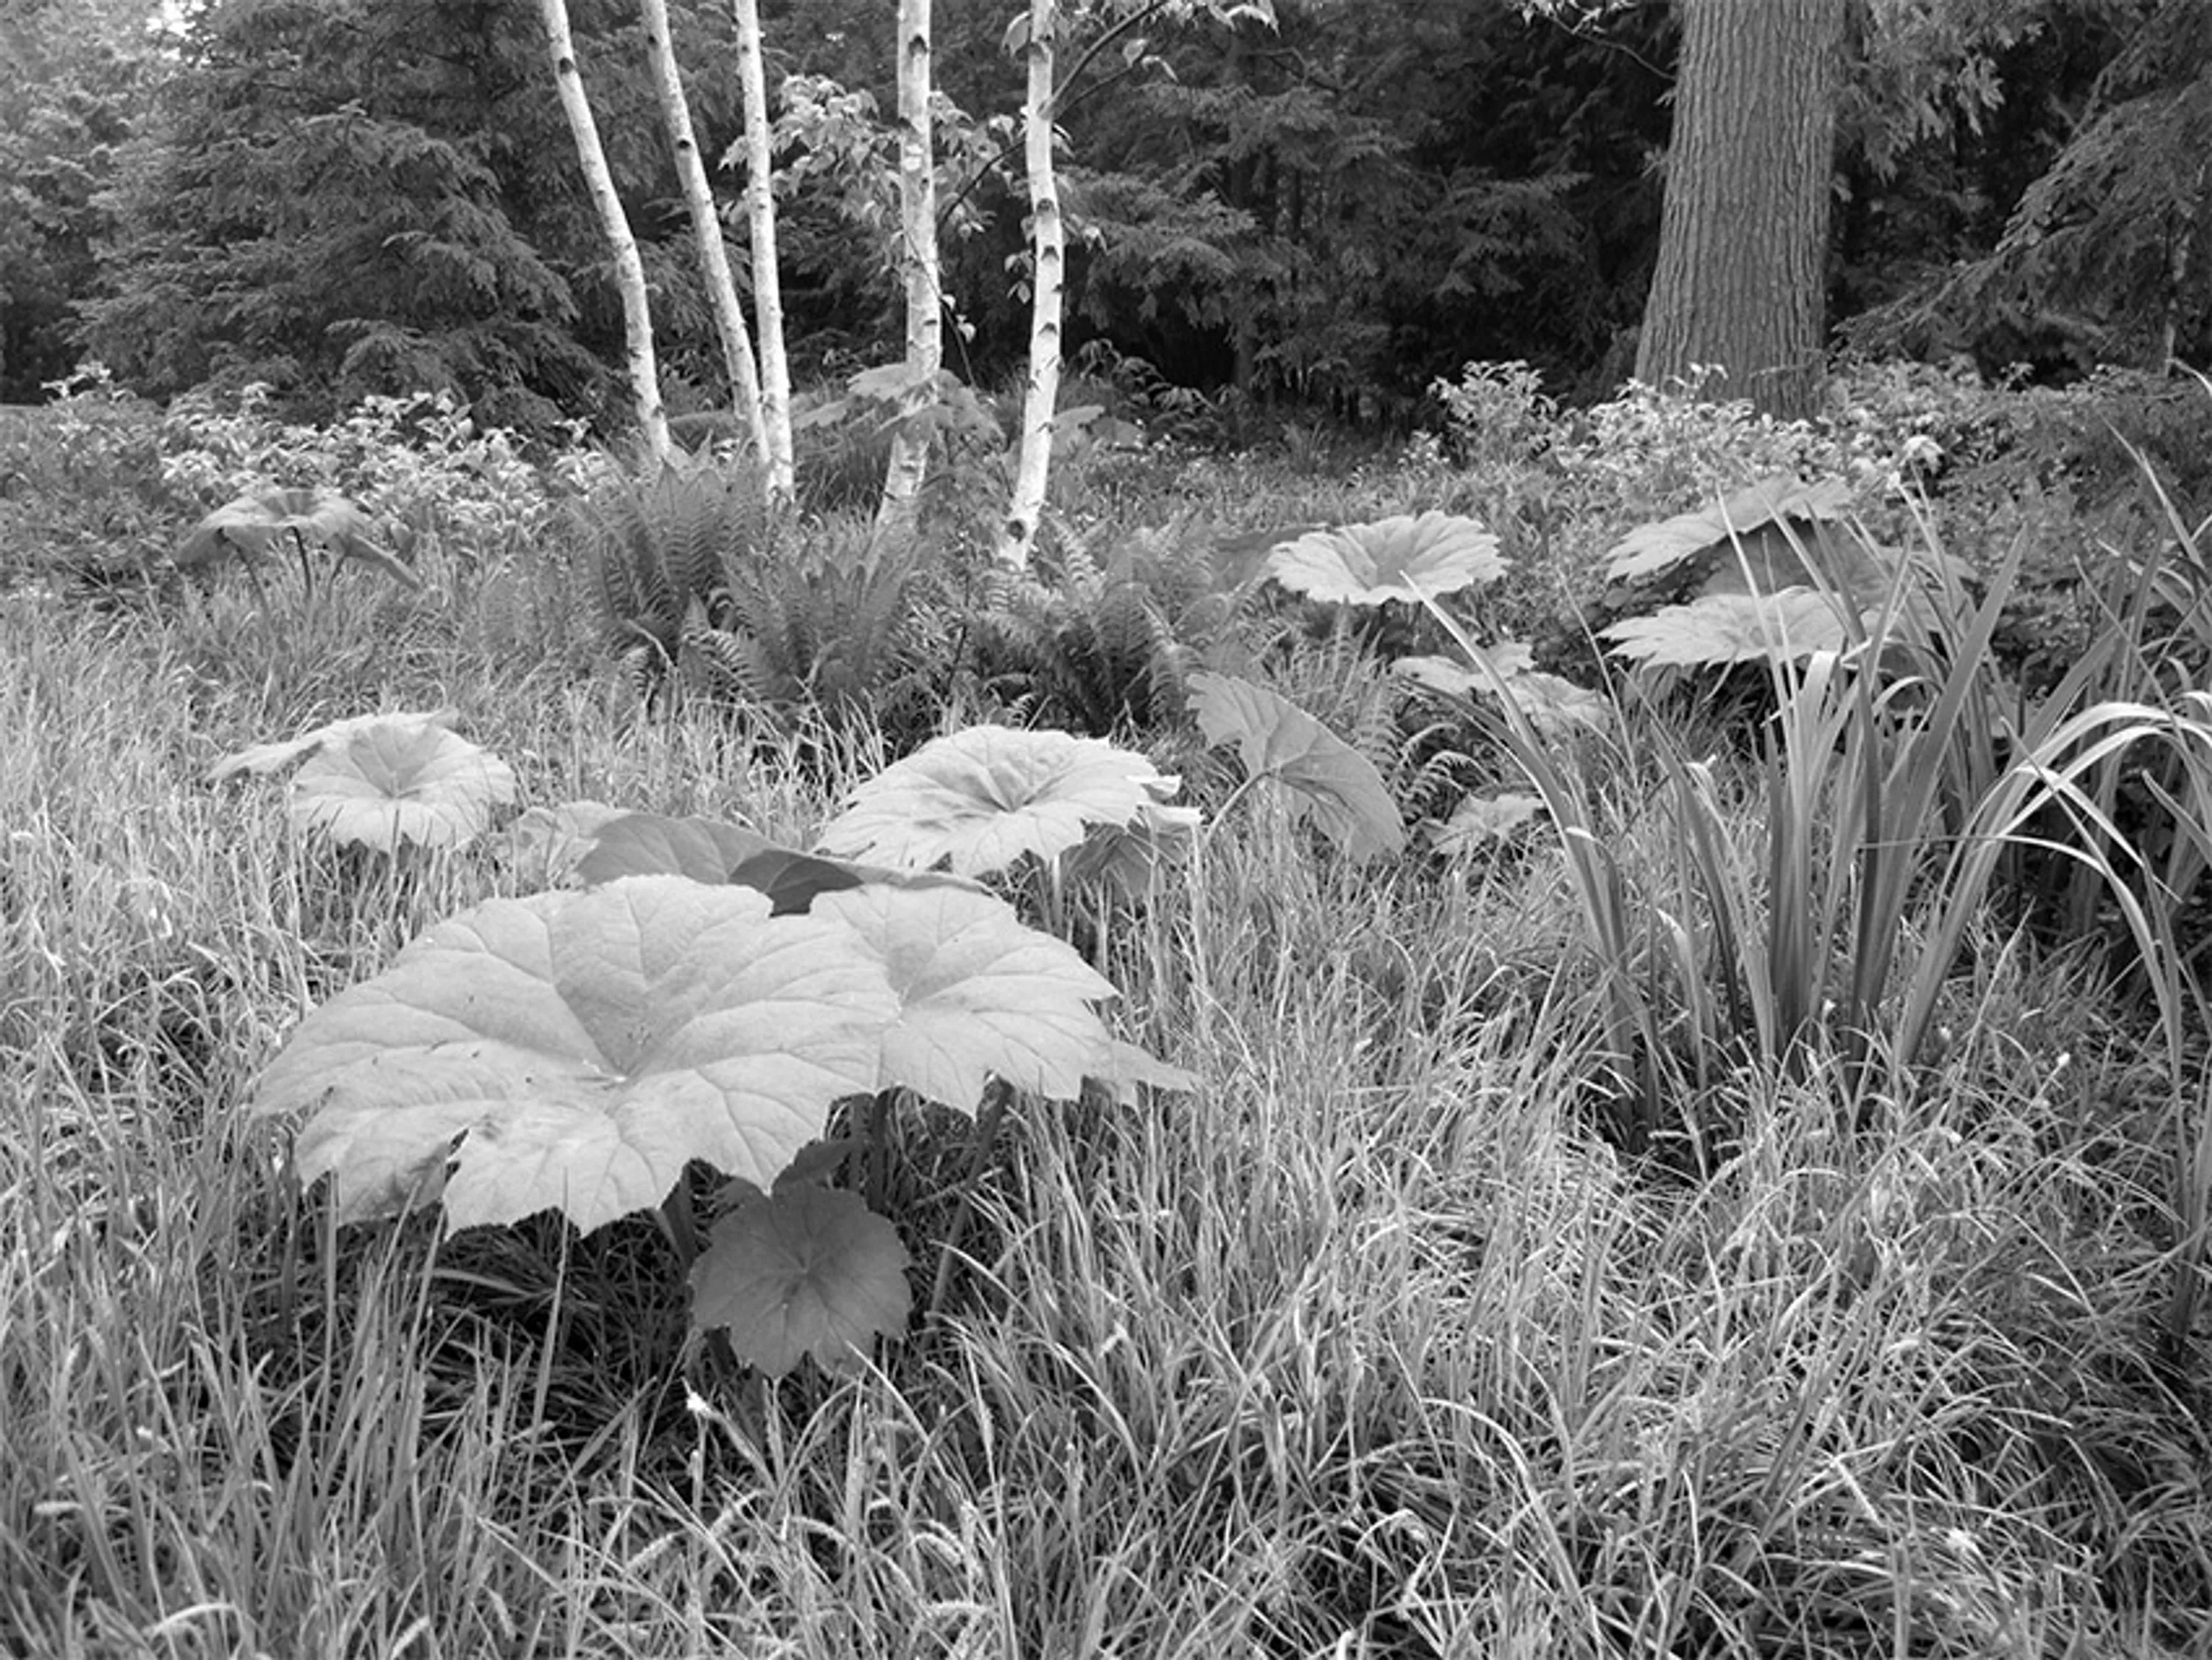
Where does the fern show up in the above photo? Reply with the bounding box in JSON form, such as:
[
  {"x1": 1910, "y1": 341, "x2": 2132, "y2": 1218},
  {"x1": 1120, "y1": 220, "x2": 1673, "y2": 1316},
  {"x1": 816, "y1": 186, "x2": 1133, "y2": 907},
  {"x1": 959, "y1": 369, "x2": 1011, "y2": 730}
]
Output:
[
  {"x1": 571, "y1": 455, "x2": 771, "y2": 680},
  {"x1": 653, "y1": 512, "x2": 948, "y2": 744},
  {"x1": 978, "y1": 520, "x2": 1267, "y2": 735}
]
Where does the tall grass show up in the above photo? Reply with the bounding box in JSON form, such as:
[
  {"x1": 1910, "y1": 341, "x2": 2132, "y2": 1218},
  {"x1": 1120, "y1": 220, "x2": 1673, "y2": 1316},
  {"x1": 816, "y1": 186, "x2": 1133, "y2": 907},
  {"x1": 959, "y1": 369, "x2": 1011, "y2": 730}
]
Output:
[{"x1": 4, "y1": 463, "x2": 2211, "y2": 1656}]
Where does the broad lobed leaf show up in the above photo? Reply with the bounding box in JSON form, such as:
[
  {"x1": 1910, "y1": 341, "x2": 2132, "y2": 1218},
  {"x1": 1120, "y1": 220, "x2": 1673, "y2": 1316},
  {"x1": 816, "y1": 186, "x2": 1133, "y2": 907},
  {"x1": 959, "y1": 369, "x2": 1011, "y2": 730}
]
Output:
[
  {"x1": 254, "y1": 875, "x2": 1189, "y2": 1235},
  {"x1": 1604, "y1": 475, "x2": 1853, "y2": 584},
  {"x1": 1265, "y1": 510, "x2": 1504, "y2": 607},
  {"x1": 816, "y1": 725, "x2": 1184, "y2": 877},
  {"x1": 256, "y1": 879, "x2": 900, "y2": 1232}
]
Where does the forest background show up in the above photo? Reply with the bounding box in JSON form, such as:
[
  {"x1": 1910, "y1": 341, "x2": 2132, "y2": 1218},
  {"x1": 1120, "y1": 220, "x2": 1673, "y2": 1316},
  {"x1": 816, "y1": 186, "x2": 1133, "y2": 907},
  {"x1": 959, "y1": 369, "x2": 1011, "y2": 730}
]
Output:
[{"x1": 4, "y1": 0, "x2": 2208, "y2": 436}]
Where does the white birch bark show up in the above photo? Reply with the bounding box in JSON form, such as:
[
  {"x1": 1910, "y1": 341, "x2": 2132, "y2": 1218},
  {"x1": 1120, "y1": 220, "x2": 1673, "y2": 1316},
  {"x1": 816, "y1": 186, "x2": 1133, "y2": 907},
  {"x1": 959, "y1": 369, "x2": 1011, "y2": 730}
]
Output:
[
  {"x1": 538, "y1": 0, "x2": 670, "y2": 463},
  {"x1": 877, "y1": 0, "x2": 942, "y2": 529},
  {"x1": 640, "y1": 0, "x2": 768, "y2": 465},
  {"x1": 732, "y1": 0, "x2": 796, "y2": 498},
  {"x1": 997, "y1": 0, "x2": 1062, "y2": 570}
]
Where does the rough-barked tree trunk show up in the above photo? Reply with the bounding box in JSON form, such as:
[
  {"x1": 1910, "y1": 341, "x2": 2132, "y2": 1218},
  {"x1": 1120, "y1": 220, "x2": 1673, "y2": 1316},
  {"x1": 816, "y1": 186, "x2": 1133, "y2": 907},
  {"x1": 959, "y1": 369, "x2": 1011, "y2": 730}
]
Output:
[
  {"x1": 878, "y1": 0, "x2": 941, "y2": 531},
  {"x1": 538, "y1": 0, "x2": 669, "y2": 461},
  {"x1": 1635, "y1": 0, "x2": 1845, "y2": 422},
  {"x1": 640, "y1": 0, "x2": 768, "y2": 467},
  {"x1": 732, "y1": 0, "x2": 795, "y2": 498},
  {"x1": 998, "y1": 0, "x2": 1062, "y2": 571}
]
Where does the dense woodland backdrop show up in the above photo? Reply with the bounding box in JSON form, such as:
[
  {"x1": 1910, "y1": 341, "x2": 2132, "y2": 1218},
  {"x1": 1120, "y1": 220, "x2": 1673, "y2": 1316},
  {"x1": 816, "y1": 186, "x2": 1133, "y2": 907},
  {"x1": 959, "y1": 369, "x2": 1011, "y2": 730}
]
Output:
[{"x1": 2, "y1": 0, "x2": 2208, "y2": 431}]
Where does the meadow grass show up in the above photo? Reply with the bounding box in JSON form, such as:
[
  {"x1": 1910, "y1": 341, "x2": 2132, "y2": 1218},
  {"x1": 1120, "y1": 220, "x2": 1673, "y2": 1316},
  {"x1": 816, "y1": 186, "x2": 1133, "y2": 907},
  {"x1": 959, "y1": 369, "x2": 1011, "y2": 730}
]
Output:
[{"x1": 4, "y1": 489, "x2": 2211, "y2": 1659}]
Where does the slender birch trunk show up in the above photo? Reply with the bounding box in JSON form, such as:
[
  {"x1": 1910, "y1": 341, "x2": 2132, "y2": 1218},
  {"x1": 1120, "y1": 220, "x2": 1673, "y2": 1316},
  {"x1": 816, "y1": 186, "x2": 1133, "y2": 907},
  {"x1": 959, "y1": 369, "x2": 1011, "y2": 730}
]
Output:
[
  {"x1": 997, "y1": 0, "x2": 1062, "y2": 570},
  {"x1": 538, "y1": 0, "x2": 670, "y2": 463},
  {"x1": 640, "y1": 0, "x2": 768, "y2": 464},
  {"x1": 877, "y1": 0, "x2": 941, "y2": 529},
  {"x1": 731, "y1": 0, "x2": 795, "y2": 498}
]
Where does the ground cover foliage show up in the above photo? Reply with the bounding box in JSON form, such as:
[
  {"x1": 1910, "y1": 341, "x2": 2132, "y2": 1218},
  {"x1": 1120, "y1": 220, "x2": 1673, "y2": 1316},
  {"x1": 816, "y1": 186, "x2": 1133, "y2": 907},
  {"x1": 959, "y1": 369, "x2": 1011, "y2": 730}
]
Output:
[{"x1": 6, "y1": 367, "x2": 2212, "y2": 1657}]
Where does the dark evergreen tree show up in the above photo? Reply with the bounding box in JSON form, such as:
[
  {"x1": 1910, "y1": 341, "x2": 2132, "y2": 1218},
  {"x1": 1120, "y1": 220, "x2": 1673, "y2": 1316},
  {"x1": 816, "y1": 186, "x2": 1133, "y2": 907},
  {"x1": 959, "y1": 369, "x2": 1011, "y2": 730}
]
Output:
[
  {"x1": 0, "y1": 0, "x2": 163, "y2": 400},
  {"x1": 77, "y1": 0, "x2": 740, "y2": 430}
]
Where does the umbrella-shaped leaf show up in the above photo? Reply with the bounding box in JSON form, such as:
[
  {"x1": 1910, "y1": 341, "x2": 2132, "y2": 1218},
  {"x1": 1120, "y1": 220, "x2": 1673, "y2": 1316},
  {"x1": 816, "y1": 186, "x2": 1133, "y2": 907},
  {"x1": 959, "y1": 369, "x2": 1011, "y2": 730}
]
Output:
[
  {"x1": 1430, "y1": 792, "x2": 1545, "y2": 856},
  {"x1": 251, "y1": 878, "x2": 900, "y2": 1232},
  {"x1": 1503, "y1": 672, "x2": 1612, "y2": 737},
  {"x1": 1602, "y1": 590, "x2": 1852, "y2": 667},
  {"x1": 811, "y1": 885, "x2": 1123, "y2": 1107},
  {"x1": 1392, "y1": 652, "x2": 1609, "y2": 736},
  {"x1": 209, "y1": 708, "x2": 458, "y2": 782},
  {"x1": 1393, "y1": 643, "x2": 1534, "y2": 696},
  {"x1": 292, "y1": 721, "x2": 518, "y2": 852},
  {"x1": 177, "y1": 486, "x2": 422, "y2": 590},
  {"x1": 689, "y1": 1185, "x2": 911, "y2": 1375},
  {"x1": 1186, "y1": 672, "x2": 1405, "y2": 862},
  {"x1": 815, "y1": 726, "x2": 1182, "y2": 877},
  {"x1": 1604, "y1": 476, "x2": 1852, "y2": 584},
  {"x1": 1265, "y1": 512, "x2": 1504, "y2": 607}
]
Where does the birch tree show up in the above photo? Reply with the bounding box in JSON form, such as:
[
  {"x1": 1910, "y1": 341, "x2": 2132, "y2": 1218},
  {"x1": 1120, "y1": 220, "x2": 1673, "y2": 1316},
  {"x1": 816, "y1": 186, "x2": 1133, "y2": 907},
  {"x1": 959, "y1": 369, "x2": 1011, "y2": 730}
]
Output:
[
  {"x1": 731, "y1": 0, "x2": 796, "y2": 498},
  {"x1": 640, "y1": 0, "x2": 768, "y2": 464},
  {"x1": 996, "y1": 0, "x2": 1272, "y2": 568},
  {"x1": 538, "y1": 0, "x2": 670, "y2": 462},
  {"x1": 996, "y1": 0, "x2": 1064, "y2": 571},
  {"x1": 878, "y1": 0, "x2": 942, "y2": 529}
]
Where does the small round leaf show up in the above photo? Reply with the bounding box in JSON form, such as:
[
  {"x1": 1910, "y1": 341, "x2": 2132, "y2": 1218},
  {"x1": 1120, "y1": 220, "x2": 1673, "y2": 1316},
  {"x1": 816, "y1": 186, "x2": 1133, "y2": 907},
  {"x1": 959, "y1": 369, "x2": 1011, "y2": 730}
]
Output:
[
  {"x1": 690, "y1": 1185, "x2": 912, "y2": 1375},
  {"x1": 291, "y1": 720, "x2": 517, "y2": 852}
]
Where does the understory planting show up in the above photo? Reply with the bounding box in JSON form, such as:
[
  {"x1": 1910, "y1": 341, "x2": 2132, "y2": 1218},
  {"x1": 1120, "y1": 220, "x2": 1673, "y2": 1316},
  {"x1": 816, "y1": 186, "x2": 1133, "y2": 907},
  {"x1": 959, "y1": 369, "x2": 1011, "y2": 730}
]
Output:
[{"x1": 4, "y1": 367, "x2": 2212, "y2": 1659}]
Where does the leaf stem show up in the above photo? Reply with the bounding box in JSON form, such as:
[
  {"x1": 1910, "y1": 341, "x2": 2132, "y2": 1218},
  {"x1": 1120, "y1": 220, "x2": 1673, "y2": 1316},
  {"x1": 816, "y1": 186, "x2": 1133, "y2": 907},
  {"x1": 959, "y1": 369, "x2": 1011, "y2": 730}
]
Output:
[{"x1": 925, "y1": 1078, "x2": 1012, "y2": 1322}]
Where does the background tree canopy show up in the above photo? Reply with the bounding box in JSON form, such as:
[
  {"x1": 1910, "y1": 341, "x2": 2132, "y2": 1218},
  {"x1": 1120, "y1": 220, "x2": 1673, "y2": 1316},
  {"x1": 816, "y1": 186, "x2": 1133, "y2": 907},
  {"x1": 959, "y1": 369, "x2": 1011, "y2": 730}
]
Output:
[{"x1": 2, "y1": 0, "x2": 2205, "y2": 423}]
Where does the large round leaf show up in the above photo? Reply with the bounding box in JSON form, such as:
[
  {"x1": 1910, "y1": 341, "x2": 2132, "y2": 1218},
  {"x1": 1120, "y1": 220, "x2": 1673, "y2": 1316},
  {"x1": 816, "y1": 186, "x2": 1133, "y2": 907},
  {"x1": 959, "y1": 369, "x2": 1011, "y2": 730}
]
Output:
[
  {"x1": 251, "y1": 878, "x2": 899, "y2": 1232},
  {"x1": 815, "y1": 726, "x2": 1182, "y2": 877},
  {"x1": 291, "y1": 720, "x2": 517, "y2": 852},
  {"x1": 1265, "y1": 512, "x2": 1503, "y2": 607},
  {"x1": 1601, "y1": 591, "x2": 1852, "y2": 667},
  {"x1": 177, "y1": 487, "x2": 422, "y2": 590},
  {"x1": 1604, "y1": 476, "x2": 1852, "y2": 583},
  {"x1": 689, "y1": 1185, "x2": 911, "y2": 1376},
  {"x1": 208, "y1": 708, "x2": 458, "y2": 782},
  {"x1": 1186, "y1": 672, "x2": 1405, "y2": 862},
  {"x1": 812, "y1": 885, "x2": 1121, "y2": 1107},
  {"x1": 1393, "y1": 644, "x2": 1534, "y2": 696}
]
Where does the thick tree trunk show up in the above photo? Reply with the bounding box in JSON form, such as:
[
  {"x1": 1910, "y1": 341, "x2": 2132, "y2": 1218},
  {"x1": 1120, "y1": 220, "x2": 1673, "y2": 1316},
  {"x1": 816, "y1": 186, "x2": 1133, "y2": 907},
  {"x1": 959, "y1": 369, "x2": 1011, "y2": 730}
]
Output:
[
  {"x1": 538, "y1": 0, "x2": 669, "y2": 461},
  {"x1": 640, "y1": 0, "x2": 768, "y2": 466},
  {"x1": 997, "y1": 0, "x2": 1062, "y2": 571},
  {"x1": 732, "y1": 0, "x2": 795, "y2": 498},
  {"x1": 878, "y1": 0, "x2": 941, "y2": 529},
  {"x1": 1635, "y1": 0, "x2": 1845, "y2": 422}
]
